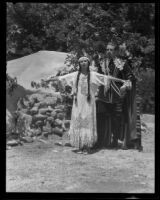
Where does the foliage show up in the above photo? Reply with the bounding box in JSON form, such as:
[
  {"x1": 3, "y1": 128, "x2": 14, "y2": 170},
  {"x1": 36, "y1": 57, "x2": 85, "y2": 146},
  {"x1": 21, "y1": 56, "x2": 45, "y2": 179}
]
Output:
[
  {"x1": 7, "y1": 3, "x2": 155, "y2": 70},
  {"x1": 7, "y1": 3, "x2": 155, "y2": 113},
  {"x1": 137, "y1": 69, "x2": 155, "y2": 114},
  {"x1": 6, "y1": 73, "x2": 18, "y2": 95}
]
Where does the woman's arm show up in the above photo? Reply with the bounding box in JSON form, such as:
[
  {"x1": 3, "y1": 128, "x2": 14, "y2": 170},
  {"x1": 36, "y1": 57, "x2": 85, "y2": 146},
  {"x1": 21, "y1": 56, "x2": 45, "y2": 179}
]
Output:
[
  {"x1": 93, "y1": 72, "x2": 126, "y2": 86},
  {"x1": 107, "y1": 75, "x2": 126, "y2": 83},
  {"x1": 58, "y1": 72, "x2": 77, "y2": 88},
  {"x1": 44, "y1": 72, "x2": 77, "y2": 86},
  {"x1": 58, "y1": 72, "x2": 76, "y2": 81}
]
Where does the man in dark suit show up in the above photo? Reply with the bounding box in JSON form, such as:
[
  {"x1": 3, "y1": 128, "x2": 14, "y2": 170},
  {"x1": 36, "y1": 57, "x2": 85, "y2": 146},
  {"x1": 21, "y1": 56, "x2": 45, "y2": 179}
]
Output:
[{"x1": 96, "y1": 42, "x2": 142, "y2": 151}]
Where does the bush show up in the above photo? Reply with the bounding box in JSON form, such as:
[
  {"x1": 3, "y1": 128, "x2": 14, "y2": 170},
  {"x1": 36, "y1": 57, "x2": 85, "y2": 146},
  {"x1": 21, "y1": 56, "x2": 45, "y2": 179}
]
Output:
[{"x1": 137, "y1": 69, "x2": 155, "y2": 114}]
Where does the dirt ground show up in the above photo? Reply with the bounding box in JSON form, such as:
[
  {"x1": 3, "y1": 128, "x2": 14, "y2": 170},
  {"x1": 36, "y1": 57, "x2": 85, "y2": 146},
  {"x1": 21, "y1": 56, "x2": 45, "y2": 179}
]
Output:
[{"x1": 6, "y1": 114, "x2": 155, "y2": 193}]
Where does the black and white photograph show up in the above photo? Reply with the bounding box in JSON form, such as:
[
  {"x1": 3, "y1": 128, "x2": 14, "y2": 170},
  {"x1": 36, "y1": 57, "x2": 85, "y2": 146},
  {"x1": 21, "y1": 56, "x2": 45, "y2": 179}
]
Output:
[{"x1": 6, "y1": 2, "x2": 156, "y2": 196}]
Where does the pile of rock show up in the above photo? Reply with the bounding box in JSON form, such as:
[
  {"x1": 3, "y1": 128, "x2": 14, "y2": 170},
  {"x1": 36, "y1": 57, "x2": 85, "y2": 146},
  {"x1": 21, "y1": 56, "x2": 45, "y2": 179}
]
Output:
[{"x1": 7, "y1": 92, "x2": 71, "y2": 147}]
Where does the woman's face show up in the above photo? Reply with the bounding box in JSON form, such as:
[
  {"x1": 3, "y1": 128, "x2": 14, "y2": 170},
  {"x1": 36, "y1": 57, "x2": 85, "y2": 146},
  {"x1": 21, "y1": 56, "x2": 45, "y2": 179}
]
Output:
[{"x1": 79, "y1": 59, "x2": 89, "y2": 71}]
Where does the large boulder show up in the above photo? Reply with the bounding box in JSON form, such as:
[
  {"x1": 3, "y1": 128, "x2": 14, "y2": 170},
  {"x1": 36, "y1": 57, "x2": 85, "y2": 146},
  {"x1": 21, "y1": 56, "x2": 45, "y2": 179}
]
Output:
[
  {"x1": 51, "y1": 110, "x2": 57, "y2": 118},
  {"x1": 47, "y1": 116, "x2": 54, "y2": 123},
  {"x1": 39, "y1": 106, "x2": 54, "y2": 115},
  {"x1": 47, "y1": 106, "x2": 54, "y2": 112},
  {"x1": 55, "y1": 105, "x2": 65, "y2": 111},
  {"x1": 43, "y1": 122, "x2": 52, "y2": 134},
  {"x1": 46, "y1": 112, "x2": 51, "y2": 116},
  {"x1": 43, "y1": 96, "x2": 57, "y2": 107},
  {"x1": 39, "y1": 108, "x2": 50, "y2": 115},
  {"x1": 29, "y1": 106, "x2": 38, "y2": 115},
  {"x1": 32, "y1": 114, "x2": 47, "y2": 122},
  {"x1": 7, "y1": 139, "x2": 19, "y2": 146},
  {"x1": 54, "y1": 109, "x2": 63, "y2": 113},
  {"x1": 39, "y1": 102, "x2": 48, "y2": 108},
  {"x1": 52, "y1": 127, "x2": 64, "y2": 137},
  {"x1": 54, "y1": 119, "x2": 63, "y2": 127},
  {"x1": 56, "y1": 112, "x2": 65, "y2": 120}
]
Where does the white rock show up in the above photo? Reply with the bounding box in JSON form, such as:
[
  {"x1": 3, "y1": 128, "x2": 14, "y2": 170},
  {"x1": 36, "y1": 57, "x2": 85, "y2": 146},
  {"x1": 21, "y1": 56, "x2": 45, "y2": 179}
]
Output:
[{"x1": 7, "y1": 139, "x2": 19, "y2": 146}]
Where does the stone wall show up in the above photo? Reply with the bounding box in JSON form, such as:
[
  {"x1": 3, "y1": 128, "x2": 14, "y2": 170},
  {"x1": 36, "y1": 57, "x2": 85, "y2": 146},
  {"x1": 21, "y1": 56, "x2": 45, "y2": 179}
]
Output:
[{"x1": 6, "y1": 92, "x2": 71, "y2": 147}]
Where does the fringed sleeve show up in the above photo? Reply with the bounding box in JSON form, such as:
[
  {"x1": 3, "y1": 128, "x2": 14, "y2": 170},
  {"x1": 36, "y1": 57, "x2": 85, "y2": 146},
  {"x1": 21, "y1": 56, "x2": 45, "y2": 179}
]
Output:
[
  {"x1": 58, "y1": 72, "x2": 78, "y2": 94},
  {"x1": 91, "y1": 72, "x2": 111, "y2": 93},
  {"x1": 91, "y1": 71, "x2": 126, "y2": 94}
]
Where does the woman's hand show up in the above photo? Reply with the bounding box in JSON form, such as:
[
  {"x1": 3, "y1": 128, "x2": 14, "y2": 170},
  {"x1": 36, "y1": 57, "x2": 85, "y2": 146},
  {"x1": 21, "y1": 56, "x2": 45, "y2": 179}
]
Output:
[{"x1": 45, "y1": 76, "x2": 59, "y2": 83}]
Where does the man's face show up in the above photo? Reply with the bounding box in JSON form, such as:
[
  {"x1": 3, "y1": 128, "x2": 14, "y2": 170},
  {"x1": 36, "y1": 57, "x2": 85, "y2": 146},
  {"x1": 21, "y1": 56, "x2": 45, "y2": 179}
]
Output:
[{"x1": 106, "y1": 44, "x2": 115, "y2": 59}]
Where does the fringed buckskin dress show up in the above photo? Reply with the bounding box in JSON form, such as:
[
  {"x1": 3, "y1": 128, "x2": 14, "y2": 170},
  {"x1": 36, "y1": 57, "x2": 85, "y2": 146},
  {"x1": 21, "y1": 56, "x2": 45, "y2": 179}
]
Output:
[{"x1": 59, "y1": 71, "x2": 111, "y2": 150}]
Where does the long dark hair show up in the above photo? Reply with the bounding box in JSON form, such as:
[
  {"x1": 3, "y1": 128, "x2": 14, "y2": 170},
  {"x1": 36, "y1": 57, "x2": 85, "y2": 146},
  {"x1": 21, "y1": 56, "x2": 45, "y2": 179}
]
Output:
[{"x1": 75, "y1": 61, "x2": 91, "y2": 104}]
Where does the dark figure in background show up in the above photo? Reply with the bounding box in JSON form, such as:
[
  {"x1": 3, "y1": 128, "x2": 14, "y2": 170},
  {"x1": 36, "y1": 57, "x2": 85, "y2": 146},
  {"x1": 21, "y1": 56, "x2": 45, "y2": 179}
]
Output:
[{"x1": 95, "y1": 42, "x2": 143, "y2": 151}]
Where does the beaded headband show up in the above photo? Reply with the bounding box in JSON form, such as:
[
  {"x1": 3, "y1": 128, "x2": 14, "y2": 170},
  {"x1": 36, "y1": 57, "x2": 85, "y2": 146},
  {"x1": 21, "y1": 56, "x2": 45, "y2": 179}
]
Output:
[{"x1": 78, "y1": 56, "x2": 90, "y2": 62}]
